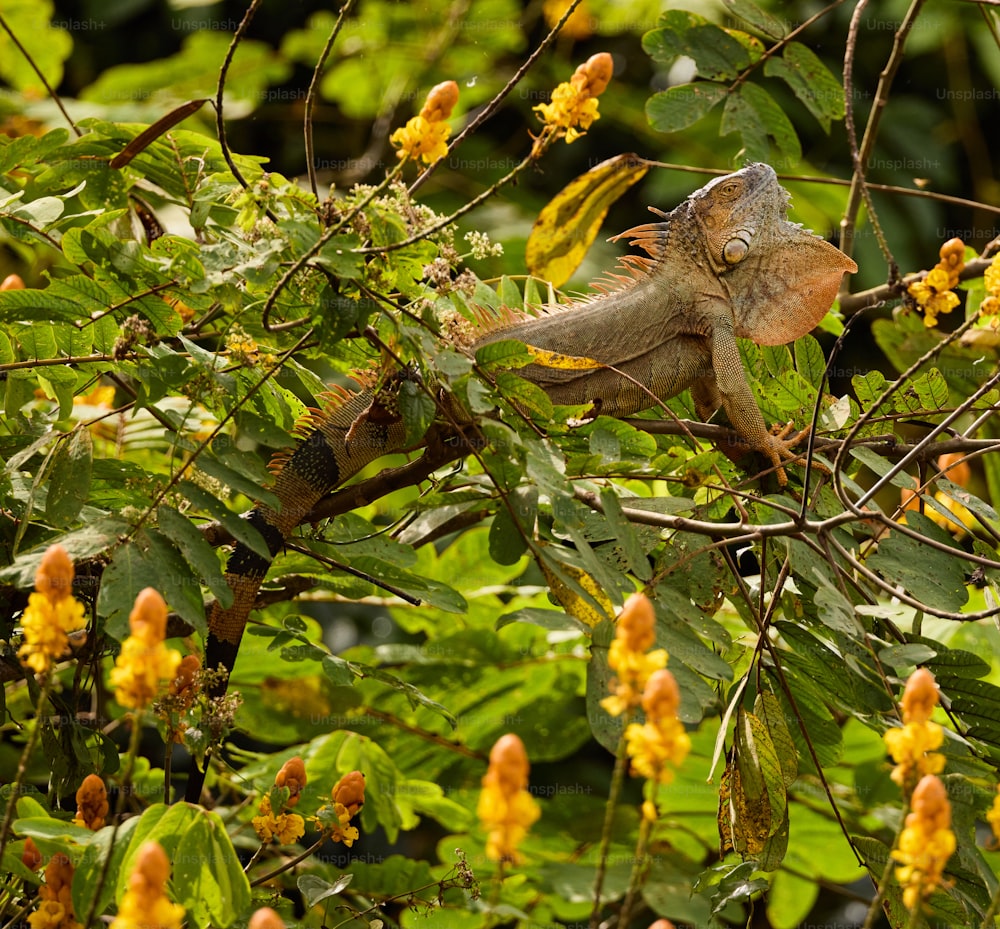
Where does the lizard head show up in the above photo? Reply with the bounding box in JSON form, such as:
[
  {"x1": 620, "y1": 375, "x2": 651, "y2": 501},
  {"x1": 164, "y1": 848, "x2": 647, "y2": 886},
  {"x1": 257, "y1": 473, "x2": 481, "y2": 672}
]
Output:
[
  {"x1": 689, "y1": 162, "x2": 785, "y2": 274},
  {"x1": 691, "y1": 162, "x2": 858, "y2": 345}
]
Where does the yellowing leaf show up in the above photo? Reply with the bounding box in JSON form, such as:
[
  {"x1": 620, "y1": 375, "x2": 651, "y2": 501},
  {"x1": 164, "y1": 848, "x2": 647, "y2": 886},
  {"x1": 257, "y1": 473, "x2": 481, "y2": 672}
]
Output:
[
  {"x1": 539, "y1": 548, "x2": 614, "y2": 628},
  {"x1": 525, "y1": 344, "x2": 603, "y2": 370},
  {"x1": 526, "y1": 153, "x2": 649, "y2": 287}
]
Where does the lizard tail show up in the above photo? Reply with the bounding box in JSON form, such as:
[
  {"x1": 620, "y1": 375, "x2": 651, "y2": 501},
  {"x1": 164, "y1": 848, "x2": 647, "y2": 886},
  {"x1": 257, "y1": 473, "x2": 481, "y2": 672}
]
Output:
[{"x1": 185, "y1": 386, "x2": 407, "y2": 802}]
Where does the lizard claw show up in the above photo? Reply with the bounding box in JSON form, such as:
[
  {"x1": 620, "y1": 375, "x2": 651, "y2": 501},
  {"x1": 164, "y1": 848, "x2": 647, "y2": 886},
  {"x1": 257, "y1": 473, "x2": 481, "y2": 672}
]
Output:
[{"x1": 762, "y1": 424, "x2": 826, "y2": 485}]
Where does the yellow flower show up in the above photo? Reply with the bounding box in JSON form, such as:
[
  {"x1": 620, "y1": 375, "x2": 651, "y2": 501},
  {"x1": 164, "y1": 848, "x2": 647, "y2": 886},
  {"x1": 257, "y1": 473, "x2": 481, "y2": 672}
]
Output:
[
  {"x1": 252, "y1": 794, "x2": 306, "y2": 845},
  {"x1": 477, "y1": 734, "x2": 540, "y2": 864},
  {"x1": 985, "y1": 253, "x2": 1000, "y2": 296},
  {"x1": 18, "y1": 545, "x2": 87, "y2": 674},
  {"x1": 390, "y1": 80, "x2": 459, "y2": 164},
  {"x1": 884, "y1": 668, "x2": 946, "y2": 788},
  {"x1": 72, "y1": 773, "x2": 108, "y2": 830},
  {"x1": 110, "y1": 841, "x2": 185, "y2": 929},
  {"x1": 28, "y1": 854, "x2": 81, "y2": 929},
  {"x1": 624, "y1": 669, "x2": 691, "y2": 784},
  {"x1": 907, "y1": 238, "x2": 965, "y2": 328},
  {"x1": 532, "y1": 53, "x2": 613, "y2": 155},
  {"x1": 891, "y1": 775, "x2": 955, "y2": 911},
  {"x1": 109, "y1": 588, "x2": 182, "y2": 710},
  {"x1": 600, "y1": 593, "x2": 668, "y2": 717},
  {"x1": 252, "y1": 755, "x2": 310, "y2": 844},
  {"x1": 312, "y1": 770, "x2": 365, "y2": 847}
]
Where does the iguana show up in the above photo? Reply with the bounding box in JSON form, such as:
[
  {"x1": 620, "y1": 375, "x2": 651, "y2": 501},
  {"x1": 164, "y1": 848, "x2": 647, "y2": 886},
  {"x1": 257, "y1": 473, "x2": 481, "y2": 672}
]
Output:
[{"x1": 185, "y1": 162, "x2": 856, "y2": 801}]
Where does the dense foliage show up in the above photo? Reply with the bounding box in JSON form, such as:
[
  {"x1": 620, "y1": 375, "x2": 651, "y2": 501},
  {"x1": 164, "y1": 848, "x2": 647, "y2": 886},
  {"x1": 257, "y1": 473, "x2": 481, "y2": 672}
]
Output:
[{"x1": 2, "y1": 1, "x2": 1000, "y2": 928}]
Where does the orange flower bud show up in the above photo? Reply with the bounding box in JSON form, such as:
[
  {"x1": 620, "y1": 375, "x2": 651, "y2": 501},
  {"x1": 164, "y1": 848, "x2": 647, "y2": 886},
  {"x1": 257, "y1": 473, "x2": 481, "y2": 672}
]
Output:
[
  {"x1": 332, "y1": 770, "x2": 365, "y2": 817},
  {"x1": 485, "y1": 733, "x2": 530, "y2": 793},
  {"x1": 900, "y1": 668, "x2": 938, "y2": 724},
  {"x1": 129, "y1": 587, "x2": 168, "y2": 642},
  {"x1": 169, "y1": 654, "x2": 201, "y2": 698},
  {"x1": 249, "y1": 908, "x2": 286, "y2": 929},
  {"x1": 419, "y1": 80, "x2": 459, "y2": 123},
  {"x1": 576, "y1": 52, "x2": 613, "y2": 97},
  {"x1": 131, "y1": 840, "x2": 170, "y2": 891},
  {"x1": 617, "y1": 593, "x2": 656, "y2": 652},
  {"x1": 275, "y1": 756, "x2": 307, "y2": 807},
  {"x1": 938, "y1": 237, "x2": 965, "y2": 265},
  {"x1": 22, "y1": 836, "x2": 42, "y2": 870},
  {"x1": 648, "y1": 920, "x2": 677, "y2": 929},
  {"x1": 75, "y1": 773, "x2": 109, "y2": 830},
  {"x1": 35, "y1": 544, "x2": 75, "y2": 604},
  {"x1": 641, "y1": 669, "x2": 681, "y2": 722},
  {"x1": 1, "y1": 273, "x2": 25, "y2": 290},
  {"x1": 909, "y1": 774, "x2": 951, "y2": 830}
]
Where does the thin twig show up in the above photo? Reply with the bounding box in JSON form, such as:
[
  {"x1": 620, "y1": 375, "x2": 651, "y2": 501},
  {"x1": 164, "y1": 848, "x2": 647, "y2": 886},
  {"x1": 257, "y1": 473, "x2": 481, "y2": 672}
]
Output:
[
  {"x1": 215, "y1": 0, "x2": 263, "y2": 192},
  {"x1": 840, "y1": 0, "x2": 929, "y2": 274},
  {"x1": 0, "y1": 12, "x2": 80, "y2": 137},
  {"x1": 304, "y1": 0, "x2": 357, "y2": 199}
]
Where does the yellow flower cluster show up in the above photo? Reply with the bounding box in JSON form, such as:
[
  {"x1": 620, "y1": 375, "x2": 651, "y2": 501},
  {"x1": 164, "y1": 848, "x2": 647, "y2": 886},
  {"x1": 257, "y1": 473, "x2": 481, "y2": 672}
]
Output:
[
  {"x1": 883, "y1": 668, "x2": 945, "y2": 790},
  {"x1": 28, "y1": 854, "x2": 82, "y2": 929},
  {"x1": 532, "y1": 52, "x2": 613, "y2": 155},
  {"x1": 313, "y1": 769, "x2": 366, "y2": 847},
  {"x1": 978, "y1": 253, "x2": 1000, "y2": 325},
  {"x1": 625, "y1": 669, "x2": 690, "y2": 785},
  {"x1": 18, "y1": 544, "x2": 87, "y2": 674},
  {"x1": 476, "y1": 733, "x2": 540, "y2": 864},
  {"x1": 252, "y1": 756, "x2": 307, "y2": 845},
  {"x1": 907, "y1": 238, "x2": 965, "y2": 328},
  {"x1": 109, "y1": 588, "x2": 182, "y2": 710},
  {"x1": 390, "y1": 80, "x2": 460, "y2": 165},
  {"x1": 892, "y1": 774, "x2": 955, "y2": 911},
  {"x1": 73, "y1": 773, "x2": 108, "y2": 830},
  {"x1": 109, "y1": 841, "x2": 185, "y2": 929},
  {"x1": 600, "y1": 594, "x2": 668, "y2": 718}
]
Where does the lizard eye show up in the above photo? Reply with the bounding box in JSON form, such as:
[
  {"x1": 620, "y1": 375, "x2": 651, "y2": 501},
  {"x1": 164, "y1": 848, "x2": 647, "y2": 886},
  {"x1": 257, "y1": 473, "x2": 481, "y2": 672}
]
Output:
[
  {"x1": 723, "y1": 238, "x2": 748, "y2": 264},
  {"x1": 718, "y1": 181, "x2": 741, "y2": 198}
]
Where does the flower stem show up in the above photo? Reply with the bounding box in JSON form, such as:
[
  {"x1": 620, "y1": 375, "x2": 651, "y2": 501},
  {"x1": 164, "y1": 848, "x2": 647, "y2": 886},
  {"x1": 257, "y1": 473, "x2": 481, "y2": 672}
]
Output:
[
  {"x1": 590, "y1": 720, "x2": 632, "y2": 929},
  {"x1": 618, "y1": 785, "x2": 658, "y2": 927}
]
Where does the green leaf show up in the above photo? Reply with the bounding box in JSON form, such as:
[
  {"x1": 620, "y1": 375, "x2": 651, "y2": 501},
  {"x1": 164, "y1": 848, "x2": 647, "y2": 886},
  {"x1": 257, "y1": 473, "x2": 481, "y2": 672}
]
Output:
[
  {"x1": 722, "y1": 0, "x2": 787, "y2": 39},
  {"x1": 646, "y1": 81, "x2": 729, "y2": 132},
  {"x1": 298, "y1": 873, "x2": 354, "y2": 908},
  {"x1": 643, "y1": 12, "x2": 751, "y2": 80},
  {"x1": 174, "y1": 809, "x2": 252, "y2": 927},
  {"x1": 156, "y1": 505, "x2": 233, "y2": 610},
  {"x1": 488, "y1": 485, "x2": 536, "y2": 565},
  {"x1": 494, "y1": 371, "x2": 554, "y2": 421},
  {"x1": 0, "y1": 0, "x2": 73, "y2": 94},
  {"x1": 475, "y1": 338, "x2": 533, "y2": 372},
  {"x1": 45, "y1": 430, "x2": 92, "y2": 526},
  {"x1": 764, "y1": 42, "x2": 845, "y2": 132},
  {"x1": 178, "y1": 480, "x2": 270, "y2": 560},
  {"x1": 793, "y1": 334, "x2": 827, "y2": 389},
  {"x1": 723, "y1": 83, "x2": 801, "y2": 164},
  {"x1": 866, "y1": 512, "x2": 969, "y2": 612},
  {"x1": 599, "y1": 486, "x2": 652, "y2": 581},
  {"x1": 398, "y1": 378, "x2": 435, "y2": 446}
]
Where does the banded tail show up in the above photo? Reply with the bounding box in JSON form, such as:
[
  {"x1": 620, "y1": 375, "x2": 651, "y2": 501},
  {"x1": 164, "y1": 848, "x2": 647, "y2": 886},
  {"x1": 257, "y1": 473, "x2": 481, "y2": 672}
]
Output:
[{"x1": 186, "y1": 386, "x2": 408, "y2": 801}]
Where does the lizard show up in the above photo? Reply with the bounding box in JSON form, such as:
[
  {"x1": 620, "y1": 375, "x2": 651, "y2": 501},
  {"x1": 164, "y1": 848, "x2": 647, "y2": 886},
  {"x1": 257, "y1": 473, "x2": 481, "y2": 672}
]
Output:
[{"x1": 184, "y1": 162, "x2": 856, "y2": 801}]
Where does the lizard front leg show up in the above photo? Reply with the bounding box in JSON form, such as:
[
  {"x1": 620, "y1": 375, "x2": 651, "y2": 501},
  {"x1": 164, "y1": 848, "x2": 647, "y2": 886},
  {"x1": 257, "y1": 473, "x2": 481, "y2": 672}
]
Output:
[{"x1": 704, "y1": 321, "x2": 808, "y2": 484}]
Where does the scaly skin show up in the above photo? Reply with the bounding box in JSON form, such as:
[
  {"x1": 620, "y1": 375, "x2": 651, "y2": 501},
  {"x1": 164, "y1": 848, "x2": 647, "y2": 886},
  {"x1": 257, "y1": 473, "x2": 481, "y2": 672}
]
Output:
[{"x1": 185, "y1": 163, "x2": 856, "y2": 802}]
